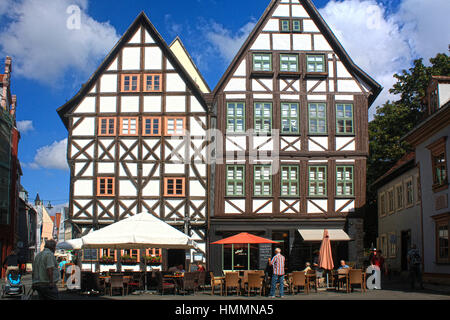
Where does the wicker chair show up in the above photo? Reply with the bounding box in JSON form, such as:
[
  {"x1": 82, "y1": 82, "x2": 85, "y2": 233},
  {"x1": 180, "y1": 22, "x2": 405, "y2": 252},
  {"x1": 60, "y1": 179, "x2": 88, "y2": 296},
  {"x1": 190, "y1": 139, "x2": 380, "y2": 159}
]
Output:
[
  {"x1": 110, "y1": 274, "x2": 124, "y2": 296},
  {"x1": 224, "y1": 272, "x2": 240, "y2": 296},
  {"x1": 348, "y1": 269, "x2": 365, "y2": 293},
  {"x1": 154, "y1": 271, "x2": 176, "y2": 295},
  {"x1": 126, "y1": 273, "x2": 144, "y2": 294},
  {"x1": 210, "y1": 272, "x2": 223, "y2": 296},
  {"x1": 197, "y1": 271, "x2": 206, "y2": 292},
  {"x1": 180, "y1": 272, "x2": 197, "y2": 295},
  {"x1": 247, "y1": 273, "x2": 263, "y2": 296},
  {"x1": 291, "y1": 271, "x2": 308, "y2": 294}
]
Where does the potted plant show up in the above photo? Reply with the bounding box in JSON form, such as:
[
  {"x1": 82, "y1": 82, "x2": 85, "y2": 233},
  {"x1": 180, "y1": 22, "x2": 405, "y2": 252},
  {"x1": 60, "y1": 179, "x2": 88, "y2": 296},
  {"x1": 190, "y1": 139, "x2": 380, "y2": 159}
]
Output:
[
  {"x1": 121, "y1": 254, "x2": 137, "y2": 265},
  {"x1": 100, "y1": 256, "x2": 115, "y2": 264},
  {"x1": 144, "y1": 255, "x2": 161, "y2": 265}
]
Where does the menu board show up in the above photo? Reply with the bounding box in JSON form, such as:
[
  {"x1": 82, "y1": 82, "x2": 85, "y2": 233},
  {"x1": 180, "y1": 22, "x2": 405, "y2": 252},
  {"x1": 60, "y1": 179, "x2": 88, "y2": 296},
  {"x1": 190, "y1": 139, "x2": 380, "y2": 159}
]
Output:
[{"x1": 259, "y1": 244, "x2": 272, "y2": 270}]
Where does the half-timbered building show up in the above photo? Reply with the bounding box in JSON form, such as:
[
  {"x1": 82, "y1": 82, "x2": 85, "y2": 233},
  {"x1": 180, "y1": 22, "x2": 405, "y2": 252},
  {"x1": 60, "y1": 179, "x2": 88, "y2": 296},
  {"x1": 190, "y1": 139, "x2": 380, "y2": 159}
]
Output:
[
  {"x1": 57, "y1": 13, "x2": 211, "y2": 267},
  {"x1": 208, "y1": 0, "x2": 382, "y2": 272}
]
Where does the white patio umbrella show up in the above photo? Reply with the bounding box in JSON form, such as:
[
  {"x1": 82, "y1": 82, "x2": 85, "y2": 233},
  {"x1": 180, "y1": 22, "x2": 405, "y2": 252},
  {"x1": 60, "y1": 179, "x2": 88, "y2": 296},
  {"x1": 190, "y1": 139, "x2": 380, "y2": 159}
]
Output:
[
  {"x1": 56, "y1": 238, "x2": 83, "y2": 250},
  {"x1": 80, "y1": 212, "x2": 199, "y2": 291}
]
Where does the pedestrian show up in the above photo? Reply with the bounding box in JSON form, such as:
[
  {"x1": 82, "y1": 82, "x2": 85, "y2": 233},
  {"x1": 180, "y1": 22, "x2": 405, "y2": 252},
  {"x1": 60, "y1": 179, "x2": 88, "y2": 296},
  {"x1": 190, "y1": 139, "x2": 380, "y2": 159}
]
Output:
[
  {"x1": 32, "y1": 239, "x2": 60, "y2": 300},
  {"x1": 407, "y1": 244, "x2": 424, "y2": 290},
  {"x1": 269, "y1": 247, "x2": 285, "y2": 298},
  {"x1": 2, "y1": 249, "x2": 21, "y2": 279},
  {"x1": 59, "y1": 257, "x2": 68, "y2": 280}
]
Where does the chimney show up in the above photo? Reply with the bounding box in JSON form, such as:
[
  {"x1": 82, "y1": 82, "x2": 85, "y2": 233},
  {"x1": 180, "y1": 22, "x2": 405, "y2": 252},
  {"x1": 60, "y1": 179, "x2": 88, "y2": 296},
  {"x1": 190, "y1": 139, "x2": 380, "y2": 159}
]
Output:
[
  {"x1": 5, "y1": 56, "x2": 12, "y2": 75},
  {"x1": 10, "y1": 95, "x2": 17, "y2": 116}
]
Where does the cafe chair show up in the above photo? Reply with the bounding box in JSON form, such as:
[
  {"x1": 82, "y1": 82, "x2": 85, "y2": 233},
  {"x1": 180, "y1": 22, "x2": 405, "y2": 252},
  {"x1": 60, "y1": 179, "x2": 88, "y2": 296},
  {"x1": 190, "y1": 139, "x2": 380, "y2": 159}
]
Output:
[
  {"x1": 247, "y1": 273, "x2": 263, "y2": 296},
  {"x1": 307, "y1": 269, "x2": 318, "y2": 293},
  {"x1": 197, "y1": 271, "x2": 206, "y2": 292},
  {"x1": 335, "y1": 268, "x2": 350, "y2": 292},
  {"x1": 180, "y1": 272, "x2": 197, "y2": 295},
  {"x1": 224, "y1": 272, "x2": 240, "y2": 296},
  {"x1": 127, "y1": 273, "x2": 144, "y2": 294},
  {"x1": 348, "y1": 269, "x2": 365, "y2": 293},
  {"x1": 155, "y1": 271, "x2": 176, "y2": 295},
  {"x1": 110, "y1": 274, "x2": 125, "y2": 296},
  {"x1": 291, "y1": 271, "x2": 308, "y2": 294},
  {"x1": 210, "y1": 272, "x2": 223, "y2": 296}
]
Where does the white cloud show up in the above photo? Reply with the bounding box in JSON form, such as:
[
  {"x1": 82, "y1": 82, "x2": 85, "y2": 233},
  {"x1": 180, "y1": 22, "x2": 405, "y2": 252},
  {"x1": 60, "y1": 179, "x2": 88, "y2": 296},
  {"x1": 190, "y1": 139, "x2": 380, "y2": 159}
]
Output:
[
  {"x1": 28, "y1": 138, "x2": 68, "y2": 170},
  {"x1": 0, "y1": 0, "x2": 119, "y2": 85},
  {"x1": 319, "y1": 0, "x2": 450, "y2": 118},
  {"x1": 16, "y1": 120, "x2": 34, "y2": 133},
  {"x1": 205, "y1": 21, "x2": 256, "y2": 62},
  {"x1": 395, "y1": 0, "x2": 450, "y2": 62}
]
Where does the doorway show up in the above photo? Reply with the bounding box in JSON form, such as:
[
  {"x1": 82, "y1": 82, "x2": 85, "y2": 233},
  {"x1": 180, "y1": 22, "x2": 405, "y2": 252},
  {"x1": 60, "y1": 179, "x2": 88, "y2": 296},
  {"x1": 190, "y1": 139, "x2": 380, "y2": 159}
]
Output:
[
  {"x1": 272, "y1": 231, "x2": 290, "y2": 269},
  {"x1": 401, "y1": 230, "x2": 411, "y2": 271},
  {"x1": 167, "y1": 249, "x2": 186, "y2": 270}
]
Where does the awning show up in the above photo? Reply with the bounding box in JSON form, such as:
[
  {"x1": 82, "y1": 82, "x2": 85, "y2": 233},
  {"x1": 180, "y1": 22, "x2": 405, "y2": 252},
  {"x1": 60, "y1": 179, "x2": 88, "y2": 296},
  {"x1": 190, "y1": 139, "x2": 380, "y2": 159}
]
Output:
[{"x1": 298, "y1": 229, "x2": 351, "y2": 241}]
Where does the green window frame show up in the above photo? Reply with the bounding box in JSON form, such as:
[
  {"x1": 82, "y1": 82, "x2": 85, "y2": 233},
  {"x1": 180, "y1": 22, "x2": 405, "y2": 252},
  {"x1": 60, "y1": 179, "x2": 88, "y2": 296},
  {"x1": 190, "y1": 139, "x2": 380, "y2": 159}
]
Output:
[
  {"x1": 336, "y1": 104, "x2": 354, "y2": 135},
  {"x1": 336, "y1": 166, "x2": 354, "y2": 197},
  {"x1": 253, "y1": 53, "x2": 272, "y2": 72},
  {"x1": 254, "y1": 102, "x2": 272, "y2": 133},
  {"x1": 281, "y1": 20, "x2": 290, "y2": 32},
  {"x1": 281, "y1": 102, "x2": 299, "y2": 134},
  {"x1": 254, "y1": 165, "x2": 272, "y2": 196},
  {"x1": 306, "y1": 54, "x2": 325, "y2": 73},
  {"x1": 280, "y1": 54, "x2": 299, "y2": 72},
  {"x1": 226, "y1": 165, "x2": 245, "y2": 196},
  {"x1": 308, "y1": 166, "x2": 327, "y2": 197},
  {"x1": 308, "y1": 103, "x2": 327, "y2": 134},
  {"x1": 281, "y1": 166, "x2": 299, "y2": 197},
  {"x1": 226, "y1": 102, "x2": 245, "y2": 133},
  {"x1": 293, "y1": 20, "x2": 301, "y2": 32}
]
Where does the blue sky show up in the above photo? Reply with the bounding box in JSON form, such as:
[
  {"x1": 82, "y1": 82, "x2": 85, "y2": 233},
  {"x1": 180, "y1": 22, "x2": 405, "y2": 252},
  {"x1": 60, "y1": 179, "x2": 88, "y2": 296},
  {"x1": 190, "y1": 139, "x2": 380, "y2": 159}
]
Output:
[{"x1": 0, "y1": 0, "x2": 448, "y2": 214}]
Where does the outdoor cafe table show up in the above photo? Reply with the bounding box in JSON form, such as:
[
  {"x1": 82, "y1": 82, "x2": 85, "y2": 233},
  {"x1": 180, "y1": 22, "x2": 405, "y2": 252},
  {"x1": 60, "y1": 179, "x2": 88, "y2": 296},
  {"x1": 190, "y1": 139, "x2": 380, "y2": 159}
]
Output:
[
  {"x1": 331, "y1": 270, "x2": 367, "y2": 292},
  {"x1": 164, "y1": 274, "x2": 184, "y2": 293}
]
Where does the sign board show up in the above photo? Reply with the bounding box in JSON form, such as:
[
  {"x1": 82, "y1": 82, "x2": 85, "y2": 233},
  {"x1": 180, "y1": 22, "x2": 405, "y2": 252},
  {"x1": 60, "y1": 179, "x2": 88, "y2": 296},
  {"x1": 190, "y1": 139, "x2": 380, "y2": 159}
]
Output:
[
  {"x1": 193, "y1": 252, "x2": 203, "y2": 262},
  {"x1": 259, "y1": 244, "x2": 272, "y2": 270}
]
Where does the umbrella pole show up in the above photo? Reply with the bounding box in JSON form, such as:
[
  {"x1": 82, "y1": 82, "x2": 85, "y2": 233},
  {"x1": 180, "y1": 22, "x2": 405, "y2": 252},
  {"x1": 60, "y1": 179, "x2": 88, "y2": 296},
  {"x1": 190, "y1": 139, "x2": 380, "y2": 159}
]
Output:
[
  {"x1": 248, "y1": 243, "x2": 250, "y2": 270},
  {"x1": 232, "y1": 244, "x2": 234, "y2": 272}
]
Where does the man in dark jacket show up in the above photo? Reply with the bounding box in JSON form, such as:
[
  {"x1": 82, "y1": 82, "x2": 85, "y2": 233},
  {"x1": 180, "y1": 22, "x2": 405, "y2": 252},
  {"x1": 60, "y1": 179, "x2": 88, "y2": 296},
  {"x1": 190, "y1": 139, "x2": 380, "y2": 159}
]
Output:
[{"x1": 2, "y1": 249, "x2": 21, "y2": 278}]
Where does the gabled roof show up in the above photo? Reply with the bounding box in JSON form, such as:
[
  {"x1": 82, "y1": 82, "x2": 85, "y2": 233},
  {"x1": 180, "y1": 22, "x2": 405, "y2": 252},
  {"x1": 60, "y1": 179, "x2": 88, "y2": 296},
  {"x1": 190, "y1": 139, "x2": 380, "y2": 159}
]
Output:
[
  {"x1": 212, "y1": 0, "x2": 382, "y2": 107},
  {"x1": 57, "y1": 12, "x2": 208, "y2": 129},
  {"x1": 169, "y1": 37, "x2": 211, "y2": 94}
]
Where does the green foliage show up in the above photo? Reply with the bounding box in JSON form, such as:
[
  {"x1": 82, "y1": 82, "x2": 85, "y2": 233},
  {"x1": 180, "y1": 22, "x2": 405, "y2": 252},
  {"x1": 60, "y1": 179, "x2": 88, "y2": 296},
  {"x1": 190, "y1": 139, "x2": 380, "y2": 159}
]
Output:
[
  {"x1": 365, "y1": 53, "x2": 450, "y2": 247},
  {"x1": 367, "y1": 53, "x2": 450, "y2": 197}
]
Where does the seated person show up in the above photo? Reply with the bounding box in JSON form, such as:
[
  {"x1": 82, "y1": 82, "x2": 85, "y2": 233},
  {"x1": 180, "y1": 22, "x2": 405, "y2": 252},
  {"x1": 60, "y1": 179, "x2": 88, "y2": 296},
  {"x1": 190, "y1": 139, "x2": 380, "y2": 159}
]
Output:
[
  {"x1": 197, "y1": 263, "x2": 205, "y2": 272},
  {"x1": 177, "y1": 265, "x2": 186, "y2": 273},
  {"x1": 338, "y1": 260, "x2": 349, "y2": 270},
  {"x1": 303, "y1": 262, "x2": 312, "y2": 274},
  {"x1": 168, "y1": 265, "x2": 179, "y2": 273}
]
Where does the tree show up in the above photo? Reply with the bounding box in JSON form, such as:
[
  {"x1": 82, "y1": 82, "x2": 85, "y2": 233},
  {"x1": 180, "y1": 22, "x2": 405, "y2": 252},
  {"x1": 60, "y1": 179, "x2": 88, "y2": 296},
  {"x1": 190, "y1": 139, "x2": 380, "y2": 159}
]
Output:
[{"x1": 364, "y1": 53, "x2": 450, "y2": 247}]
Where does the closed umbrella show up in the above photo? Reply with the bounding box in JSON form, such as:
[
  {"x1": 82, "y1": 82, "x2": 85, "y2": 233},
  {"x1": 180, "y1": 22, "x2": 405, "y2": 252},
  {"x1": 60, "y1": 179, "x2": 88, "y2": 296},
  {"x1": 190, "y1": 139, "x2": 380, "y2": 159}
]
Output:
[{"x1": 318, "y1": 229, "x2": 334, "y2": 287}]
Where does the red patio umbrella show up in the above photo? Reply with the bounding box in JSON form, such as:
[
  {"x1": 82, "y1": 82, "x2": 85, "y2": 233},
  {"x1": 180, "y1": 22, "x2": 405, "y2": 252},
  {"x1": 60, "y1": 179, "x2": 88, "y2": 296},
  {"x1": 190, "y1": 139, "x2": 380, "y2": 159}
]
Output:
[
  {"x1": 212, "y1": 233, "x2": 277, "y2": 271},
  {"x1": 211, "y1": 232, "x2": 278, "y2": 245}
]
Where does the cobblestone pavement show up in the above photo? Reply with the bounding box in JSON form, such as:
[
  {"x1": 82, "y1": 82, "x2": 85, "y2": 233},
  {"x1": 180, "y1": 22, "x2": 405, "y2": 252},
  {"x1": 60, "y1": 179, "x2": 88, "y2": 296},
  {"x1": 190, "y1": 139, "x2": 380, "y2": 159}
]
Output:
[{"x1": 2, "y1": 274, "x2": 449, "y2": 300}]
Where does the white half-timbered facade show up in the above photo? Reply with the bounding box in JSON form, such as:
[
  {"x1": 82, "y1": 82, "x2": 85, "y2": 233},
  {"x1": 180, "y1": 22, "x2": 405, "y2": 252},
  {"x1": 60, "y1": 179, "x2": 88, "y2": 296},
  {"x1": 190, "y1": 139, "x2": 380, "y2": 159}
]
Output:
[{"x1": 57, "y1": 13, "x2": 211, "y2": 258}]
